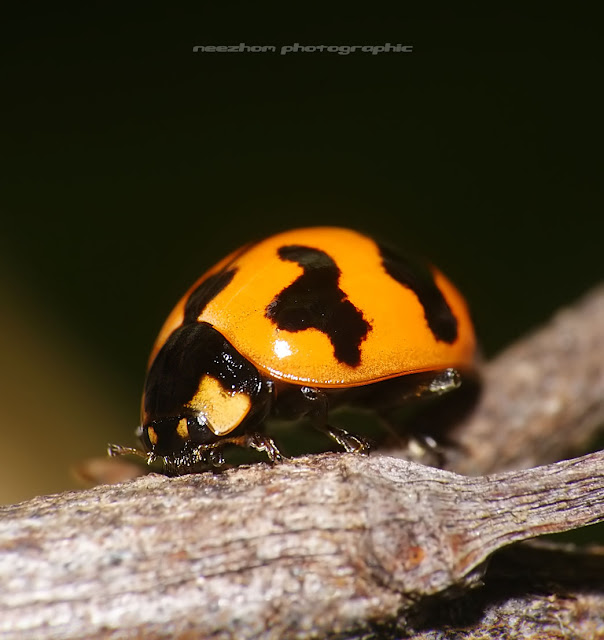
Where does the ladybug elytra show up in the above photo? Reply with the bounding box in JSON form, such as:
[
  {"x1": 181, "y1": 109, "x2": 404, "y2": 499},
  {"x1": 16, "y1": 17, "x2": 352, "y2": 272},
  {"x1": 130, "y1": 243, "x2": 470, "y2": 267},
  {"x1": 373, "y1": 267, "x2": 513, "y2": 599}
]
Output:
[{"x1": 111, "y1": 227, "x2": 476, "y2": 473}]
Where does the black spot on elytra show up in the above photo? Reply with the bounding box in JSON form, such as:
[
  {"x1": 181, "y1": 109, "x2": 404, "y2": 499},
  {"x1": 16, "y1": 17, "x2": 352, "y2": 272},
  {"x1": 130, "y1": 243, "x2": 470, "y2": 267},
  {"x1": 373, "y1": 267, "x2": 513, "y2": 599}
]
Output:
[
  {"x1": 379, "y1": 243, "x2": 458, "y2": 343},
  {"x1": 184, "y1": 268, "x2": 237, "y2": 324},
  {"x1": 265, "y1": 245, "x2": 371, "y2": 367},
  {"x1": 182, "y1": 240, "x2": 258, "y2": 325}
]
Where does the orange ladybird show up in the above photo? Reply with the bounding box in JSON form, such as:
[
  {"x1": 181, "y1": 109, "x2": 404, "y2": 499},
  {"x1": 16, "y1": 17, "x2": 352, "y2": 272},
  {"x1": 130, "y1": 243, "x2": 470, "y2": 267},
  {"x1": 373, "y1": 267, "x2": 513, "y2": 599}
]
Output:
[{"x1": 112, "y1": 227, "x2": 476, "y2": 473}]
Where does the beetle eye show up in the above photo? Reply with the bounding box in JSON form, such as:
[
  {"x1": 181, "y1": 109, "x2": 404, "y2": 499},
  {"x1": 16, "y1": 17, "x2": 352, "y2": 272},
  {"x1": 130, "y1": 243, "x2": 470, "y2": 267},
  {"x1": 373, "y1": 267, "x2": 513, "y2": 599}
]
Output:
[
  {"x1": 186, "y1": 416, "x2": 217, "y2": 445},
  {"x1": 138, "y1": 425, "x2": 156, "y2": 451},
  {"x1": 138, "y1": 417, "x2": 184, "y2": 455}
]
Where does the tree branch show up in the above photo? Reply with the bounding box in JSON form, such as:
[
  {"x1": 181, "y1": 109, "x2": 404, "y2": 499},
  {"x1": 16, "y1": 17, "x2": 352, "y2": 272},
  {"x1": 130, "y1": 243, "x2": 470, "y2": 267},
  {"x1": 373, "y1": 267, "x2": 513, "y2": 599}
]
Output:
[
  {"x1": 1, "y1": 285, "x2": 603, "y2": 639},
  {"x1": 406, "y1": 541, "x2": 604, "y2": 639},
  {"x1": 447, "y1": 284, "x2": 604, "y2": 475}
]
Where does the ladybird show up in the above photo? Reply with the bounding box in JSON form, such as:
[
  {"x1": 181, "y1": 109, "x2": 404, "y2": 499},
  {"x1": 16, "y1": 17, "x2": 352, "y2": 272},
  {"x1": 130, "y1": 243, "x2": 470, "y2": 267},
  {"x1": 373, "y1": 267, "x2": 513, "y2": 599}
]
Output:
[{"x1": 110, "y1": 227, "x2": 476, "y2": 473}]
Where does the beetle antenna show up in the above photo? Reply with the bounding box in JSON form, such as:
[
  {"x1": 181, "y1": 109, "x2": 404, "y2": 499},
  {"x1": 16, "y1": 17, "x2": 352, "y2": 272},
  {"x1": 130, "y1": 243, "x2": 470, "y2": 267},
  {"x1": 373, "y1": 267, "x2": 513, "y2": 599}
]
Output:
[{"x1": 107, "y1": 443, "x2": 148, "y2": 460}]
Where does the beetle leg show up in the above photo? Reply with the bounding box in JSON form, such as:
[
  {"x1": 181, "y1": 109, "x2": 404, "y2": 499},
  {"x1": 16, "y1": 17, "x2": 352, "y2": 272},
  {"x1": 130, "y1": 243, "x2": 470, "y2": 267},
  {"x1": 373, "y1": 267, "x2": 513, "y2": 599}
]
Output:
[
  {"x1": 316, "y1": 423, "x2": 371, "y2": 453},
  {"x1": 374, "y1": 419, "x2": 445, "y2": 466},
  {"x1": 243, "y1": 432, "x2": 284, "y2": 463},
  {"x1": 299, "y1": 386, "x2": 372, "y2": 454},
  {"x1": 419, "y1": 367, "x2": 461, "y2": 397},
  {"x1": 367, "y1": 368, "x2": 474, "y2": 465},
  {"x1": 197, "y1": 433, "x2": 284, "y2": 464},
  {"x1": 392, "y1": 367, "x2": 461, "y2": 403}
]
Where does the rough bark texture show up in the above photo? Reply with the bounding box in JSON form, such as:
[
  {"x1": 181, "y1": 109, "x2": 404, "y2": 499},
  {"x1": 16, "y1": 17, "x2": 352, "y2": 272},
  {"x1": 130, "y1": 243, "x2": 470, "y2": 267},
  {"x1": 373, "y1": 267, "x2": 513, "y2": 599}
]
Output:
[
  {"x1": 2, "y1": 451, "x2": 604, "y2": 639},
  {"x1": 1, "y1": 285, "x2": 603, "y2": 639},
  {"x1": 447, "y1": 283, "x2": 604, "y2": 475}
]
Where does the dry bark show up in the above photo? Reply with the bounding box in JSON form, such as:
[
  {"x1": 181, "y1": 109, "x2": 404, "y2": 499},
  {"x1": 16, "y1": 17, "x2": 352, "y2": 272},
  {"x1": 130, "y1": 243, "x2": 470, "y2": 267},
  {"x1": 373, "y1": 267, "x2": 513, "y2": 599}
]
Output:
[
  {"x1": 1, "y1": 285, "x2": 603, "y2": 639},
  {"x1": 447, "y1": 283, "x2": 604, "y2": 475}
]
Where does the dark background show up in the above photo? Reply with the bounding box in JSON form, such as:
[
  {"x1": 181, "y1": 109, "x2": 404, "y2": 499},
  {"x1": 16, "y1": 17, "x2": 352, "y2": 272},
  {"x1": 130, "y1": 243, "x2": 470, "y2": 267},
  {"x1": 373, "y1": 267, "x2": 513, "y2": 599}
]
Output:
[{"x1": 1, "y1": 9, "x2": 601, "y2": 502}]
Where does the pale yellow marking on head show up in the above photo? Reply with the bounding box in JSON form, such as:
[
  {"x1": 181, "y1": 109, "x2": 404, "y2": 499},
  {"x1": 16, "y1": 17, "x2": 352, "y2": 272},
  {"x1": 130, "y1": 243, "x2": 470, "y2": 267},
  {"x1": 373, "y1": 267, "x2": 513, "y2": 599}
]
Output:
[
  {"x1": 176, "y1": 417, "x2": 189, "y2": 440},
  {"x1": 147, "y1": 426, "x2": 158, "y2": 446},
  {"x1": 187, "y1": 375, "x2": 252, "y2": 436}
]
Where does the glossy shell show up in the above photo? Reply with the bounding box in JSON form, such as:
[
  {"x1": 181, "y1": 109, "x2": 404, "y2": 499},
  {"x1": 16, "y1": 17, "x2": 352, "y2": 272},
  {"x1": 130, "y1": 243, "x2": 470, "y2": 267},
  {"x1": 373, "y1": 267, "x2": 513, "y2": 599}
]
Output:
[{"x1": 149, "y1": 227, "x2": 476, "y2": 388}]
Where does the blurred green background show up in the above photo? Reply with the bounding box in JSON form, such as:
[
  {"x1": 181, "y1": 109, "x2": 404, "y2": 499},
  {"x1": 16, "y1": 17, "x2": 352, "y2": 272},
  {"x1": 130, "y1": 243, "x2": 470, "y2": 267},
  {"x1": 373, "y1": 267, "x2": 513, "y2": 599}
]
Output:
[{"x1": 1, "y1": 9, "x2": 601, "y2": 503}]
